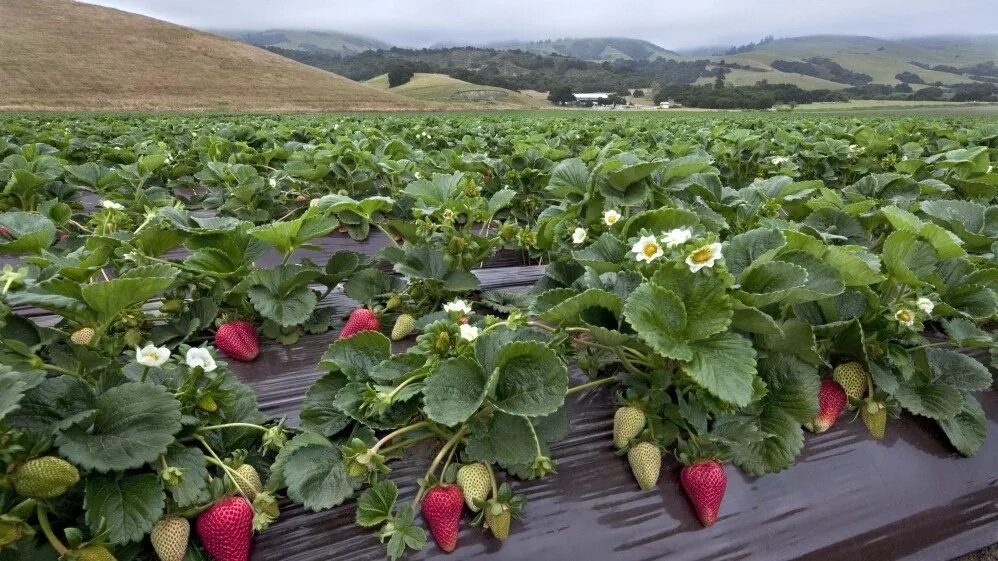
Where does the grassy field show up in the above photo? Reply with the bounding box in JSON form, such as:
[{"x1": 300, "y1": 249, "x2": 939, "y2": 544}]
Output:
[
  {"x1": 0, "y1": 0, "x2": 424, "y2": 111},
  {"x1": 365, "y1": 73, "x2": 548, "y2": 109}
]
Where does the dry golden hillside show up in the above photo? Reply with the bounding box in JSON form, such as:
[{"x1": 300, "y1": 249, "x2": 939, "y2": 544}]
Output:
[{"x1": 0, "y1": 0, "x2": 426, "y2": 111}]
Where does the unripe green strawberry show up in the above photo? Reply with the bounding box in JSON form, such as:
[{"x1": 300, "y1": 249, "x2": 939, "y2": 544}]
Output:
[
  {"x1": 70, "y1": 327, "x2": 95, "y2": 346},
  {"x1": 484, "y1": 502, "x2": 511, "y2": 541},
  {"x1": 197, "y1": 394, "x2": 218, "y2": 413},
  {"x1": 0, "y1": 521, "x2": 21, "y2": 547},
  {"x1": 150, "y1": 516, "x2": 189, "y2": 561},
  {"x1": 13, "y1": 456, "x2": 80, "y2": 499},
  {"x1": 385, "y1": 295, "x2": 402, "y2": 311},
  {"x1": 75, "y1": 545, "x2": 116, "y2": 561},
  {"x1": 613, "y1": 406, "x2": 645, "y2": 449},
  {"x1": 123, "y1": 329, "x2": 143, "y2": 348},
  {"x1": 861, "y1": 400, "x2": 887, "y2": 439},
  {"x1": 833, "y1": 362, "x2": 867, "y2": 405},
  {"x1": 627, "y1": 442, "x2": 661, "y2": 491},
  {"x1": 233, "y1": 464, "x2": 262, "y2": 501},
  {"x1": 456, "y1": 463, "x2": 491, "y2": 512},
  {"x1": 346, "y1": 459, "x2": 368, "y2": 477},
  {"x1": 391, "y1": 314, "x2": 416, "y2": 341}
]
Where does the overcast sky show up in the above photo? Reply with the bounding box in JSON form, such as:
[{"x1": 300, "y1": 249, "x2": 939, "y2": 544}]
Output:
[{"x1": 79, "y1": 0, "x2": 997, "y2": 50}]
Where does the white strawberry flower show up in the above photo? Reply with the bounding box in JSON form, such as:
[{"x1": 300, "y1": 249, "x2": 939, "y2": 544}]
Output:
[
  {"x1": 603, "y1": 209, "x2": 621, "y2": 226},
  {"x1": 100, "y1": 200, "x2": 124, "y2": 210},
  {"x1": 268, "y1": 177, "x2": 277, "y2": 188},
  {"x1": 572, "y1": 227, "x2": 588, "y2": 244},
  {"x1": 632, "y1": 235, "x2": 663, "y2": 263},
  {"x1": 459, "y1": 324, "x2": 479, "y2": 342},
  {"x1": 185, "y1": 347, "x2": 217, "y2": 372},
  {"x1": 443, "y1": 299, "x2": 473, "y2": 315},
  {"x1": 136, "y1": 344, "x2": 170, "y2": 367},
  {"x1": 769, "y1": 155, "x2": 790, "y2": 165},
  {"x1": 895, "y1": 308, "x2": 915, "y2": 327},
  {"x1": 685, "y1": 243, "x2": 723, "y2": 273},
  {"x1": 916, "y1": 297, "x2": 934, "y2": 315},
  {"x1": 662, "y1": 228, "x2": 693, "y2": 248}
]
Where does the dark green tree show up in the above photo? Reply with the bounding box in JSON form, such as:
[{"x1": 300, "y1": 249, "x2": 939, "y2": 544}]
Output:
[
  {"x1": 547, "y1": 86, "x2": 576, "y2": 104},
  {"x1": 387, "y1": 64, "x2": 415, "y2": 88}
]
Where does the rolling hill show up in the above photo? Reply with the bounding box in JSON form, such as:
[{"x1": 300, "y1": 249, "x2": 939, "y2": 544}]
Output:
[
  {"x1": 365, "y1": 73, "x2": 547, "y2": 108},
  {"x1": 230, "y1": 29, "x2": 390, "y2": 57},
  {"x1": 709, "y1": 35, "x2": 998, "y2": 87},
  {"x1": 0, "y1": 0, "x2": 424, "y2": 111},
  {"x1": 490, "y1": 37, "x2": 680, "y2": 61}
]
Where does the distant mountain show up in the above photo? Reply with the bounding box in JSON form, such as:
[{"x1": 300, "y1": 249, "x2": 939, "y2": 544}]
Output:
[
  {"x1": 489, "y1": 37, "x2": 680, "y2": 61},
  {"x1": 709, "y1": 34, "x2": 998, "y2": 88},
  {"x1": 230, "y1": 29, "x2": 390, "y2": 57}
]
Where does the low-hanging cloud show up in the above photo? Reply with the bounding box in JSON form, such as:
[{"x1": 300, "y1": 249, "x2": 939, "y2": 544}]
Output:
[{"x1": 79, "y1": 0, "x2": 998, "y2": 50}]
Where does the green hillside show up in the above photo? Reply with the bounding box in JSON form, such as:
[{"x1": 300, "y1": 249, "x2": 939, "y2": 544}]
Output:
[
  {"x1": 490, "y1": 37, "x2": 680, "y2": 61},
  {"x1": 366, "y1": 73, "x2": 546, "y2": 108},
  {"x1": 235, "y1": 29, "x2": 389, "y2": 56},
  {"x1": 714, "y1": 35, "x2": 997, "y2": 87}
]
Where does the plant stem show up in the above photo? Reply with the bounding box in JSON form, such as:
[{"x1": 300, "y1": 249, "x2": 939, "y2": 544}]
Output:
[
  {"x1": 195, "y1": 436, "x2": 252, "y2": 503},
  {"x1": 565, "y1": 376, "x2": 616, "y2": 396},
  {"x1": 387, "y1": 372, "x2": 429, "y2": 402},
  {"x1": 198, "y1": 422, "x2": 269, "y2": 434},
  {"x1": 380, "y1": 433, "x2": 437, "y2": 455},
  {"x1": 36, "y1": 507, "x2": 69, "y2": 556},
  {"x1": 907, "y1": 341, "x2": 950, "y2": 352},
  {"x1": 485, "y1": 461, "x2": 498, "y2": 498},
  {"x1": 375, "y1": 223, "x2": 401, "y2": 248},
  {"x1": 413, "y1": 425, "x2": 468, "y2": 507},
  {"x1": 41, "y1": 363, "x2": 80, "y2": 378},
  {"x1": 371, "y1": 420, "x2": 432, "y2": 453}
]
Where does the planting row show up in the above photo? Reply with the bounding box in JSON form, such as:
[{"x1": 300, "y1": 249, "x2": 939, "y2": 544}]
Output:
[{"x1": 0, "y1": 113, "x2": 994, "y2": 561}]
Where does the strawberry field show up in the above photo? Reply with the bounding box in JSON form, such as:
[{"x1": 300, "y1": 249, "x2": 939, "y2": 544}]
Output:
[{"x1": 0, "y1": 113, "x2": 995, "y2": 561}]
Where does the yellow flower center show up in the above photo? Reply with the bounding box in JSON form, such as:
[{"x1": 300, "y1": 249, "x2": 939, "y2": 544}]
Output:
[
  {"x1": 606, "y1": 215, "x2": 618, "y2": 224},
  {"x1": 642, "y1": 243, "x2": 659, "y2": 258},
  {"x1": 896, "y1": 310, "x2": 912, "y2": 322},
  {"x1": 690, "y1": 247, "x2": 713, "y2": 263}
]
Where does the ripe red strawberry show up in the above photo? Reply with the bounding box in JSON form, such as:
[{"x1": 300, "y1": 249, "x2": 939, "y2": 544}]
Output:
[
  {"x1": 421, "y1": 484, "x2": 464, "y2": 553},
  {"x1": 805, "y1": 379, "x2": 847, "y2": 433},
  {"x1": 196, "y1": 497, "x2": 254, "y2": 561},
  {"x1": 214, "y1": 321, "x2": 259, "y2": 362},
  {"x1": 680, "y1": 461, "x2": 727, "y2": 528},
  {"x1": 338, "y1": 308, "x2": 380, "y2": 339}
]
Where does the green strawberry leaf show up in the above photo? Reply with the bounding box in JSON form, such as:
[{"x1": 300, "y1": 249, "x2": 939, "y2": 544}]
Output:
[
  {"x1": 4, "y1": 375, "x2": 95, "y2": 437},
  {"x1": 320, "y1": 331, "x2": 392, "y2": 380},
  {"x1": 492, "y1": 341, "x2": 568, "y2": 417},
  {"x1": 464, "y1": 412, "x2": 537, "y2": 468},
  {"x1": 623, "y1": 282, "x2": 691, "y2": 361},
  {"x1": 757, "y1": 353, "x2": 820, "y2": 424},
  {"x1": 651, "y1": 264, "x2": 733, "y2": 341},
  {"x1": 882, "y1": 230, "x2": 937, "y2": 287},
  {"x1": 727, "y1": 407, "x2": 805, "y2": 475},
  {"x1": 356, "y1": 479, "x2": 398, "y2": 528},
  {"x1": 937, "y1": 393, "x2": 987, "y2": 457},
  {"x1": 0, "y1": 211, "x2": 57, "y2": 254},
  {"x1": 159, "y1": 445, "x2": 211, "y2": 508},
  {"x1": 724, "y1": 228, "x2": 785, "y2": 279},
  {"x1": 536, "y1": 288, "x2": 622, "y2": 327},
  {"x1": 736, "y1": 261, "x2": 808, "y2": 307},
  {"x1": 681, "y1": 332, "x2": 758, "y2": 407},
  {"x1": 283, "y1": 441, "x2": 355, "y2": 511},
  {"x1": 57, "y1": 382, "x2": 183, "y2": 472},
  {"x1": 423, "y1": 356, "x2": 489, "y2": 427},
  {"x1": 385, "y1": 505, "x2": 426, "y2": 561},
  {"x1": 926, "y1": 348, "x2": 992, "y2": 391},
  {"x1": 0, "y1": 367, "x2": 45, "y2": 421},
  {"x1": 246, "y1": 265, "x2": 320, "y2": 327},
  {"x1": 80, "y1": 264, "x2": 178, "y2": 321},
  {"x1": 299, "y1": 373, "x2": 352, "y2": 437},
  {"x1": 84, "y1": 473, "x2": 165, "y2": 544}
]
